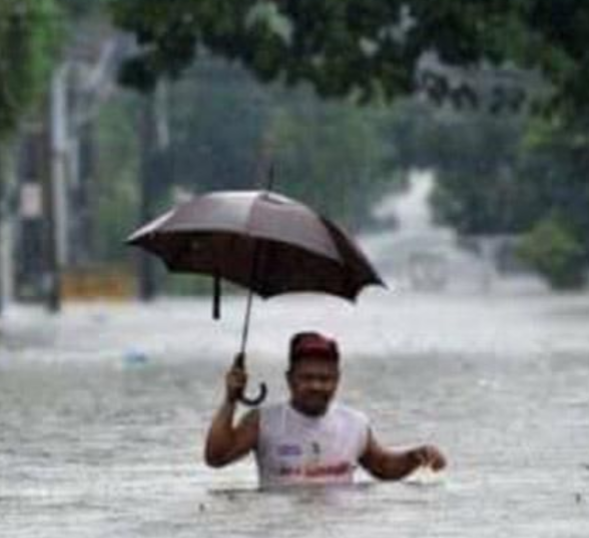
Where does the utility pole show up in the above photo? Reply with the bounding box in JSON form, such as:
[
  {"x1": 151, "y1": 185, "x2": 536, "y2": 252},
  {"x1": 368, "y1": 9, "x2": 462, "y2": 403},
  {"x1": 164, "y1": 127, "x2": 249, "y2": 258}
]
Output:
[
  {"x1": 0, "y1": 142, "x2": 18, "y2": 315},
  {"x1": 41, "y1": 66, "x2": 70, "y2": 313},
  {"x1": 41, "y1": 99, "x2": 60, "y2": 312},
  {"x1": 137, "y1": 82, "x2": 169, "y2": 301},
  {"x1": 0, "y1": 146, "x2": 9, "y2": 314}
]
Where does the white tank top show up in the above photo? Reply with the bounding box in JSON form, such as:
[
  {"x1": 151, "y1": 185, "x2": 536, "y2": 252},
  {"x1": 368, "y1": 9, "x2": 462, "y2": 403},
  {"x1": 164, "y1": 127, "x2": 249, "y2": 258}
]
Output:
[{"x1": 256, "y1": 402, "x2": 369, "y2": 488}]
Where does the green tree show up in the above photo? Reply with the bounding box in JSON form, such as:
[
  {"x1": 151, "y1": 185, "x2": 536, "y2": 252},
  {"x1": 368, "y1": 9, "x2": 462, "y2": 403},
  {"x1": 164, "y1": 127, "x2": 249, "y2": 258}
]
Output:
[
  {"x1": 518, "y1": 214, "x2": 586, "y2": 289},
  {"x1": 0, "y1": 0, "x2": 60, "y2": 314},
  {"x1": 266, "y1": 91, "x2": 390, "y2": 227},
  {"x1": 379, "y1": 97, "x2": 589, "y2": 287},
  {"x1": 163, "y1": 58, "x2": 392, "y2": 226},
  {"x1": 108, "y1": 1, "x2": 588, "y2": 115},
  {"x1": 384, "y1": 99, "x2": 538, "y2": 234},
  {"x1": 167, "y1": 60, "x2": 270, "y2": 194},
  {"x1": 107, "y1": 0, "x2": 589, "y2": 287},
  {"x1": 93, "y1": 94, "x2": 141, "y2": 262},
  {"x1": 0, "y1": 0, "x2": 60, "y2": 140}
]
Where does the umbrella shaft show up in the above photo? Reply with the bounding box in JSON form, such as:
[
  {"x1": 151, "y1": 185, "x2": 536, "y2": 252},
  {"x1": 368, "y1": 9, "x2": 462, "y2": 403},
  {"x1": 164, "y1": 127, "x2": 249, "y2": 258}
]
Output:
[{"x1": 239, "y1": 288, "x2": 255, "y2": 354}]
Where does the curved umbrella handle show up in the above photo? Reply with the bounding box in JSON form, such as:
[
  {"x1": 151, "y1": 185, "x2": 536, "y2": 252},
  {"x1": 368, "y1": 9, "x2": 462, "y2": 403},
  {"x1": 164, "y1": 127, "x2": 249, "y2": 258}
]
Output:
[
  {"x1": 238, "y1": 382, "x2": 268, "y2": 406},
  {"x1": 233, "y1": 352, "x2": 268, "y2": 406}
]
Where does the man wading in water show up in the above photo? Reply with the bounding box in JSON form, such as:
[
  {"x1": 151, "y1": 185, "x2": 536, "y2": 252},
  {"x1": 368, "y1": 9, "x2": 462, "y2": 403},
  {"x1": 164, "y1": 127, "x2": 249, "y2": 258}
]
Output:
[{"x1": 205, "y1": 331, "x2": 447, "y2": 488}]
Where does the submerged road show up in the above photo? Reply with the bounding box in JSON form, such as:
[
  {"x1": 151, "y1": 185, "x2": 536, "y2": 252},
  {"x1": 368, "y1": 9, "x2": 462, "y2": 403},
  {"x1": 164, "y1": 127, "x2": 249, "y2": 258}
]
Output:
[{"x1": 1, "y1": 287, "x2": 589, "y2": 537}]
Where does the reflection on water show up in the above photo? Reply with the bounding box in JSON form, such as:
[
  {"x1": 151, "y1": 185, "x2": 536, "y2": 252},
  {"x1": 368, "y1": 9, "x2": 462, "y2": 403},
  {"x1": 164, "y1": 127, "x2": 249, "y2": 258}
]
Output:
[{"x1": 1, "y1": 289, "x2": 589, "y2": 537}]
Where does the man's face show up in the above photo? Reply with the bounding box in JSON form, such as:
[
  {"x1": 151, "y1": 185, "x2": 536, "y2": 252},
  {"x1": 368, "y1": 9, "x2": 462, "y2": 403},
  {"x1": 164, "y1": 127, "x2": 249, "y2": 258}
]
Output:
[{"x1": 287, "y1": 357, "x2": 340, "y2": 417}]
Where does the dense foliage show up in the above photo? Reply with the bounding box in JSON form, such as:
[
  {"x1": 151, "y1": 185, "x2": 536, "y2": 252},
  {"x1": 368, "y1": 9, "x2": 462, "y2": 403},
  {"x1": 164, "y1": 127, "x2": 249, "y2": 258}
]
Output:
[
  {"x1": 164, "y1": 59, "x2": 391, "y2": 227},
  {"x1": 89, "y1": 58, "x2": 397, "y2": 297},
  {"x1": 0, "y1": 0, "x2": 60, "y2": 140},
  {"x1": 3, "y1": 2, "x2": 587, "y2": 287},
  {"x1": 106, "y1": 0, "x2": 589, "y2": 288},
  {"x1": 108, "y1": 1, "x2": 589, "y2": 116}
]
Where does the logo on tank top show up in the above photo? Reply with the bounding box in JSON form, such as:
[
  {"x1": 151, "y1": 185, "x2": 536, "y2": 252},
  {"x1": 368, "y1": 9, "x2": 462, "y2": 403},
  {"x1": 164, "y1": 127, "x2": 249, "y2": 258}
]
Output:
[
  {"x1": 302, "y1": 440, "x2": 323, "y2": 468},
  {"x1": 310, "y1": 441, "x2": 322, "y2": 463},
  {"x1": 277, "y1": 443, "x2": 303, "y2": 457}
]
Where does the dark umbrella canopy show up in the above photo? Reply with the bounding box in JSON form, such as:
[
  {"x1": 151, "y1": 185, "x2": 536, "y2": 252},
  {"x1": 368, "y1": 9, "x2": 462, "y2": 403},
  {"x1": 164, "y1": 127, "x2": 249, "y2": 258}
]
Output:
[
  {"x1": 127, "y1": 189, "x2": 385, "y2": 406},
  {"x1": 126, "y1": 190, "x2": 385, "y2": 300}
]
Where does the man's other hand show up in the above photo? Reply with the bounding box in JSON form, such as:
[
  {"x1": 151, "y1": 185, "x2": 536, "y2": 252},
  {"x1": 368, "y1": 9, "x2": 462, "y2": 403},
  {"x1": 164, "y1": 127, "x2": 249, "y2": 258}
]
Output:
[{"x1": 409, "y1": 445, "x2": 447, "y2": 472}]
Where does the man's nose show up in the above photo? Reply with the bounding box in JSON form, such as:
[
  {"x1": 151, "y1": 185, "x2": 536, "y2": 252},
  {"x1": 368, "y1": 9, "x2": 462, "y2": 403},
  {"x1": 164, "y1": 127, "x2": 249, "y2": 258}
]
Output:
[{"x1": 308, "y1": 379, "x2": 328, "y2": 391}]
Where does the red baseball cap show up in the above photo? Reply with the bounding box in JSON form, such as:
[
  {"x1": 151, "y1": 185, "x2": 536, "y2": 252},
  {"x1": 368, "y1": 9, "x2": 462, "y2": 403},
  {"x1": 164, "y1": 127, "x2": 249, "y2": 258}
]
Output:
[{"x1": 289, "y1": 332, "x2": 339, "y2": 364}]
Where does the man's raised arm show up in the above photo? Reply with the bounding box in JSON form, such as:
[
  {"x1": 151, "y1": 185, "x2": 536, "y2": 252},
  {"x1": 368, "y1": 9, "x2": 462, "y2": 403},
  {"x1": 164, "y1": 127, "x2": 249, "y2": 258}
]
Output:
[{"x1": 204, "y1": 355, "x2": 259, "y2": 467}]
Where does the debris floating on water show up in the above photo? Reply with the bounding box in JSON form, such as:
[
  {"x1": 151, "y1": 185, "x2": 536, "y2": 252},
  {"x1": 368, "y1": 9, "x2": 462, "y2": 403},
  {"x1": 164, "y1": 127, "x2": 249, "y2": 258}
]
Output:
[{"x1": 123, "y1": 348, "x2": 149, "y2": 366}]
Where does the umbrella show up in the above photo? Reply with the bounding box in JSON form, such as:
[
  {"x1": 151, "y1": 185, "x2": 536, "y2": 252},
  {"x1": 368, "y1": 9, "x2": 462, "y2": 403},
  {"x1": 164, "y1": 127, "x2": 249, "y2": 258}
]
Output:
[{"x1": 127, "y1": 189, "x2": 385, "y2": 404}]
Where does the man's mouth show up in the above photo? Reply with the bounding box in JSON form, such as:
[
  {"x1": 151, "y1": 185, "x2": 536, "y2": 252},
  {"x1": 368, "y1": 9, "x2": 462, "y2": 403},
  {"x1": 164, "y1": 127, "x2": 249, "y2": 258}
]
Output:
[{"x1": 305, "y1": 394, "x2": 329, "y2": 407}]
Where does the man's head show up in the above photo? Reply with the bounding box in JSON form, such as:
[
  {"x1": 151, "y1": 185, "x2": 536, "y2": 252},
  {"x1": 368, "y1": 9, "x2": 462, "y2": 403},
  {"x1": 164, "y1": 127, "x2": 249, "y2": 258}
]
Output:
[{"x1": 286, "y1": 332, "x2": 340, "y2": 417}]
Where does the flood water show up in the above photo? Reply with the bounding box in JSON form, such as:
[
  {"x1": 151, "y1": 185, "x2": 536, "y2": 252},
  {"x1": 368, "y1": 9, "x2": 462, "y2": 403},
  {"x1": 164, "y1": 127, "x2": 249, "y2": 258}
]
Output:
[{"x1": 1, "y1": 286, "x2": 589, "y2": 537}]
